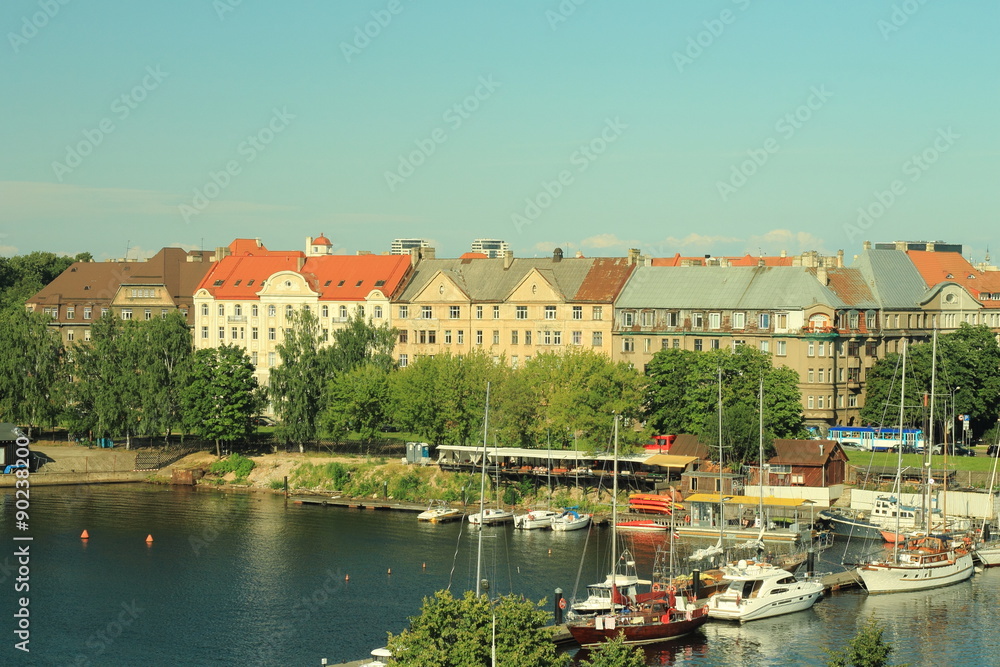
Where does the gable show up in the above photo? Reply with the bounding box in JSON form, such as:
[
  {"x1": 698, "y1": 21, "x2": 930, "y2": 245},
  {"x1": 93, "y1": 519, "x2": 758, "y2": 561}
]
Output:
[
  {"x1": 506, "y1": 268, "x2": 563, "y2": 303},
  {"x1": 256, "y1": 270, "x2": 318, "y2": 298},
  {"x1": 409, "y1": 271, "x2": 470, "y2": 303}
]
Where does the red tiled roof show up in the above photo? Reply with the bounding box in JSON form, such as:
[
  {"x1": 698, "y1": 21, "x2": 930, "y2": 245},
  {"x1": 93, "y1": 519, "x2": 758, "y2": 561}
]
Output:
[
  {"x1": 574, "y1": 257, "x2": 635, "y2": 302},
  {"x1": 198, "y1": 254, "x2": 412, "y2": 301},
  {"x1": 826, "y1": 268, "x2": 876, "y2": 307},
  {"x1": 228, "y1": 238, "x2": 270, "y2": 255},
  {"x1": 460, "y1": 252, "x2": 489, "y2": 260},
  {"x1": 907, "y1": 250, "x2": 1000, "y2": 308}
]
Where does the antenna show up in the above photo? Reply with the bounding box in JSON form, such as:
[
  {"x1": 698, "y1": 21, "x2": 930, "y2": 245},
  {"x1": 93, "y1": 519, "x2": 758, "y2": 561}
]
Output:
[{"x1": 124, "y1": 240, "x2": 131, "y2": 260}]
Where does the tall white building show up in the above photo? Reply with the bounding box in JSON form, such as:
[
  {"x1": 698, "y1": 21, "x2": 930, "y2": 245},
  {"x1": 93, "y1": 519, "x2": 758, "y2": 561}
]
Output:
[
  {"x1": 471, "y1": 238, "x2": 510, "y2": 258},
  {"x1": 391, "y1": 238, "x2": 430, "y2": 255}
]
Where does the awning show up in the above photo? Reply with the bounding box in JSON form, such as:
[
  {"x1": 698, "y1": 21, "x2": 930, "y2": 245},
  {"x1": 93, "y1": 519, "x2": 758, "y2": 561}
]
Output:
[
  {"x1": 643, "y1": 454, "x2": 699, "y2": 468},
  {"x1": 683, "y1": 493, "x2": 810, "y2": 507}
]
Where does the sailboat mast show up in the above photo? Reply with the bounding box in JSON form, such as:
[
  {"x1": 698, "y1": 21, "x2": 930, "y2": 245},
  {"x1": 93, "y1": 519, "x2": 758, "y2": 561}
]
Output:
[
  {"x1": 927, "y1": 331, "x2": 937, "y2": 532},
  {"x1": 718, "y1": 368, "x2": 724, "y2": 547},
  {"x1": 611, "y1": 414, "x2": 619, "y2": 593},
  {"x1": 894, "y1": 342, "x2": 907, "y2": 562},
  {"x1": 759, "y1": 376, "x2": 764, "y2": 531},
  {"x1": 476, "y1": 381, "x2": 491, "y2": 597}
]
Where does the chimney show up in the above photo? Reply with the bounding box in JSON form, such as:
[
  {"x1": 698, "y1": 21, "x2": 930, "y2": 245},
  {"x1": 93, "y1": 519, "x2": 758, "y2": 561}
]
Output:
[
  {"x1": 837, "y1": 249, "x2": 844, "y2": 267},
  {"x1": 863, "y1": 240, "x2": 872, "y2": 251},
  {"x1": 306, "y1": 236, "x2": 313, "y2": 248},
  {"x1": 297, "y1": 256, "x2": 305, "y2": 271},
  {"x1": 503, "y1": 250, "x2": 514, "y2": 269},
  {"x1": 926, "y1": 242, "x2": 936, "y2": 252},
  {"x1": 817, "y1": 265, "x2": 829, "y2": 286},
  {"x1": 895, "y1": 241, "x2": 907, "y2": 251},
  {"x1": 423, "y1": 247, "x2": 436, "y2": 260},
  {"x1": 553, "y1": 247, "x2": 563, "y2": 262},
  {"x1": 627, "y1": 248, "x2": 640, "y2": 265},
  {"x1": 780, "y1": 249, "x2": 787, "y2": 258}
]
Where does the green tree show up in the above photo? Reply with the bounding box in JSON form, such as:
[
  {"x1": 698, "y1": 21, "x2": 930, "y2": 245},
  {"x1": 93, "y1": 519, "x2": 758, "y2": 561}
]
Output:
[
  {"x1": 385, "y1": 589, "x2": 570, "y2": 667},
  {"x1": 826, "y1": 614, "x2": 904, "y2": 667},
  {"x1": 577, "y1": 632, "x2": 646, "y2": 667},
  {"x1": 270, "y1": 309, "x2": 330, "y2": 451},
  {"x1": 136, "y1": 311, "x2": 192, "y2": 439},
  {"x1": 320, "y1": 363, "x2": 390, "y2": 442},
  {"x1": 0, "y1": 251, "x2": 89, "y2": 312},
  {"x1": 328, "y1": 310, "x2": 397, "y2": 373},
  {"x1": 181, "y1": 345, "x2": 261, "y2": 457},
  {"x1": 0, "y1": 308, "x2": 65, "y2": 435}
]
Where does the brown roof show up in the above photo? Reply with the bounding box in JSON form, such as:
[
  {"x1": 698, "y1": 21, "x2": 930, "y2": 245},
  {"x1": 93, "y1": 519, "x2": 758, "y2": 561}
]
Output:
[
  {"x1": 769, "y1": 439, "x2": 843, "y2": 466},
  {"x1": 573, "y1": 257, "x2": 635, "y2": 302},
  {"x1": 825, "y1": 268, "x2": 877, "y2": 308},
  {"x1": 668, "y1": 434, "x2": 711, "y2": 461}
]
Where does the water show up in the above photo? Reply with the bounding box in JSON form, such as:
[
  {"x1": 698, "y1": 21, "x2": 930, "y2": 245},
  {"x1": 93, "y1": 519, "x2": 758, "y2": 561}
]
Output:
[{"x1": 2, "y1": 484, "x2": 999, "y2": 666}]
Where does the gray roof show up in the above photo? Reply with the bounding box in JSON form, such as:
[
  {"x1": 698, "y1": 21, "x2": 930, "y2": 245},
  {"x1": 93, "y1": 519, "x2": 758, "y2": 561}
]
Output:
[
  {"x1": 396, "y1": 257, "x2": 598, "y2": 303},
  {"x1": 851, "y1": 249, "x2": 929, "y2": 309},
  {"x1": 616, "y1": 266, "x2": 847, "y2": 310}
]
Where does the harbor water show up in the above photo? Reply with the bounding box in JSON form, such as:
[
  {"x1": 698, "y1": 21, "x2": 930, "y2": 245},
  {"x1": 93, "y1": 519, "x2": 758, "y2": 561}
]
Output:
[{"x1": 3, "y1": 484, "x2": 999, "y2": 666}]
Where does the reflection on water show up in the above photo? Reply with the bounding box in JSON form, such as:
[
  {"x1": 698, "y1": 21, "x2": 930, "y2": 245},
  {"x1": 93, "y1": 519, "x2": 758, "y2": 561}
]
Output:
[{"x1": 2, "y1": 485, "x2": 998, "y2": 666}]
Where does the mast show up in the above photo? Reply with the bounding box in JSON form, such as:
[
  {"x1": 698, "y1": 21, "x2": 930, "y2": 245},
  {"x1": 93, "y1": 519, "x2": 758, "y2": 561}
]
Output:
[
  {"x1": 476, "y1": 382, "x2": 491, "y2": 597},
  {"x1": 611, "y1": 414, "x2": 619, "y2": 596},
  {"x1": 718, "y1": 367, "x2": 724, "y2": 549},
  {"x1": 927, "y1": 330, "x2": 937, "y2": 532},
  {"x1": 893, "y1": 342, "x2": 907, "y2": 563},
  {"x1": 758, "y1": 376, "x2": 765, "y2": 538}
]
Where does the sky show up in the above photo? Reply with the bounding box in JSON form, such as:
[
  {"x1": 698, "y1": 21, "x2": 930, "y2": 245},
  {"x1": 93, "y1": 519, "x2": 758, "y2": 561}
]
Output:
[{"x1": 1, "y1": 1, "x2": 997, "y2": 263}]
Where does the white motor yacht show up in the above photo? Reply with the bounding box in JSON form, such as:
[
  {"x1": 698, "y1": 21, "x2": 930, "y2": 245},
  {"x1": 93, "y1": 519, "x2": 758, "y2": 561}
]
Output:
[
  {"x1": 467, "y1": 508, "x2": 514, "y2": 526},
  {"x1": 707, "y1": 560, "x2": 824, "y2": 622},
  {"x1": 514, "y1": 509, "x2": 559, "y2": 529}
]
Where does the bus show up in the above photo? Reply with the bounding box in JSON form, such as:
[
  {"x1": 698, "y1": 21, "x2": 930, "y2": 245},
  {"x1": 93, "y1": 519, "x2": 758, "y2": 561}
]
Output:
[{"x1": 827, "y1": 426, "x2": 924, "y2": 453}]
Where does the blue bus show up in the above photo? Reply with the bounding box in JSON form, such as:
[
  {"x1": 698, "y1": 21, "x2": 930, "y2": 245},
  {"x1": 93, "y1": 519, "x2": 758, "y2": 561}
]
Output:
[{"x1": 827, "y1": 425, "x2": 924, "y2": 453}]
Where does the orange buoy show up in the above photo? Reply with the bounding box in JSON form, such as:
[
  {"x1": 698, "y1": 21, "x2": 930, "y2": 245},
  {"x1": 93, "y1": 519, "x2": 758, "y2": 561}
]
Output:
[
  {"x1": 80, "y1": 530, "x2": 89, "y2": 539},
  {"x1": 548, "y1": 549, "x2": 552, "y2": 555},
  {"x1": 387, "y1": 568, "x2": 392, "y2": 575},
  {"x1": 345, "y1": 574, "x2": 350, "y2": 581},
  {"x1": 145, "y1": 534, "x2": 154, "y2": 543},
  {"x1": 422, "y1": 562, "x2": 426, "y2": 569}
]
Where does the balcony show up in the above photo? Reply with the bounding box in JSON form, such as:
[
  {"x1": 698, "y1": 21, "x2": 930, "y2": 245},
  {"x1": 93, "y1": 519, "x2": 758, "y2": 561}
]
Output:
[{"x1": 227, "y1": 316, "x2": 247, "y2": 323}]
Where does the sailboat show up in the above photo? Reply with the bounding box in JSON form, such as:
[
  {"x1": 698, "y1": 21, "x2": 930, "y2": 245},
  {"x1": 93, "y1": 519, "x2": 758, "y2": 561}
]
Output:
[
  {"x1": 856, "y1": 338, "x2": 975, "y2": 594},
  {"x1": 566, "y1": 415, "x2": 710, "y2": 647},
  {"x1": 468, "y1": 403, "x2": 514, "y2": 526},
  {"x1": 972, "y1": 428, "x2": 1000, "y2": 566},
  {"x1": 514, "y1": 437, "x2": 559, "y2": 529}
]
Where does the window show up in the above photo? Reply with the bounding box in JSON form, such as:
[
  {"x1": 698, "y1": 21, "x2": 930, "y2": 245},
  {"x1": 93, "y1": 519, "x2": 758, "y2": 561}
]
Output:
[
  {"x1": 144, "y1": 309, "x2": 152, "y2": 320},
  {"x1": 84, "y1": 329, "x2": 91, "y2": 342},
  {"x1": 622, "y1": 338, "x2": 634, "y2": 353},
  {"x1": 321, "y1": 305, "x2": 329, "y2": 318},
  {"x1": 101, "y1": 308, "x2": 109, "y2": 317},
  {"x1": 818, "y1": 395, "x2": 825, "y2": 409},
  {"x1": 398, "y1": 330, "x2": 408, "y2": 344},
  {"x1": 865, "y1": 340, "x2": 878, "y2": 357},
  {"x1": 67, "y1": 329, "x2": 74, "y2": 341},
  {"x1": 866, "y1": 311, "x2": 877, "y2": 330},
  {"x1": 693, "y1": 312, "x2": 704, "y2": 329},
  {"x1": 848, "y1": 367, "x2": 860, "y2": 382},
  {"x1": 399, "y1": 305, "x2": 409, "y2": 318},
  {"x1": 848, "y1": 340, "x2": 860, "y2": 356},
  {"x1": 493, "y1": 305, "x2": 500, "y2": 319},
  {"x1": 457, "y1": 330, "x2": 464, "y2": 345},
  {"x1": 476, "y1": 306, "x2": 483, "y2": 319},
  {"x1": 231, "y1": 327, "x2": 238, "y2": 339},
  {"x1": 817, "y1": 341, "x2": 825, "y2": 357},
  {"x1": 232, "y1": 304, "x2": 241, "y2": 317},
  {"x1": 511, "y1": 330, "x2": 519, "y2": 345},
  {"x1": 694, "y1": 339, "x2": 703, "y2": 351},
  {"x1": 252, "y1": 352, "x2": 258, "y2": 366},
  {"x1": 160, "y1": 309, "x2": 169, "y2": 319},
  {"x1": 268, "y1": 352, "x2": 276, "y2": 367},
  {"x1": 818, "y1": 368, "x2": 825, "y2": 383},
  {"x1": 285, "y1": 305, "x2": 294, "y2": 319},
  {"x1": 444, "y1": 330, "x2": 452, "y2": 344},
  {"x1": 848, "y1": 394, "x2": 858, "y2": 408},
  {"x1": 427, "y1": 330, "x2": 436, "y2": 344},
  {"x1": 201, "y1": 326, "x2": 208, "y2": 339},
  {"x1": 268, "y1": 305, "x2": 276, "y2": 317},
  {"x1": 592, "y1": 306, "x2": 603, "y2": 320},
  {"x1": 218, "y1": 304, "x2": 225, "y2": 316},
  {"x1": 808, "y1": 369, "x2": 815, "y2": 382},
  {"x1": 252, "y1": 327, "x2": 258, "y2": 340},
  {"x1": 218, "y1": 327, "x2": 225, "y2": 339},
  {"x1": 732, "y1": 312, "x2": 745, "y2": 329},
  {"x1": 733, "y1": 339, "x2": 745, "y2": 349},
  {"x1": 644, "y1": 338, "x2": 651, "y2": 353},
  {"x1": 422, "y1": 306, "x2": 433, "y2": 319},
  {"x1": 849, "y1": 311, "x2": 860, "y2": 329},
  {"x1": 66, "y1": 308, "x2": 75, "y2": 320},
  {"x1": 838, "y1": 394, "x2": 844, "y2": 408},
  {"x1": 808, "y1": 396, "x2": 815, "y2": 409},
  {"x1": 543, "y1": 330, "x2": 551, "y2": 345},
  {"x1": 553, "y1": 331, "x2": 562, "y2": 345},
  {"x1": 121, "y1": 309, "x2": 132, "y2": 320},
  {"x1": 572, "y1": 331, "x2": 581, "y2": 345},
  {"x1": 573, "y1": 306, "x2": 582, "y2": 320},
  {"x1": 201, "y1": 304, "x2": 209, "y2": 316},
  {"x1": 622, "y1": 311, "x2": 634, "y2": 327},
  {"x1": 710, "y1": 339, "x2": 720, "y2": 350},
  {"x1": 673, "y1": 339, "x2": 680, "y2": 348},
  {"x1": 807, "y1": 341, "x2": 815, "y2": 357},
  {"x1": 476, "y1": 330, "x2": 483, "y2": 345},
  {"x1": 525, "y1": 330, "x2": 532, "y2": 345},
  {"x1": 516, "y1": 306, "x2": 527, "y2": 320},
  {"x1": 641, "y1": 311, "x2": 655, "y2": 327},
  {"x1": 775, "y1": 340, "x2": 787, "y2": 356},
  {"x1": 268, "y1": 328, "x2": 276, "y2": 340},
  {"x1": 492, "y1": 330, "x2": 500, "y2": 344},
  {"x1": 592, "y1": 331, "x2": 602, "y2": 346},
  {"x1": 760, "y1": 340, "x2": 770, "y2": 353},
  {"x1": 418, "y1": 330, "x2": 427, "y2": 344},
  {"x1": 374, "y1": 305, "x2": 382, "y2": 319},
  {"x1": 252, "y1": 304, "x2": 258, "y2": 317},
  {"x1": 775, "y1": 313, "x2": 787, "y2": 329},
  {"x1": 662, "y1": 339, "x2": 670, "y2": 350},
  {"x1": 357, "y1": 305, "x2": 365, "y2": 317},
  {"x1": 758, "y1": 313, "x2": 770, "y2": 329},
  {"x1": 450, "y1": 306, "x2": 461, "y2": 319},
  {"x1": 511, "y1": 356, "x2": 518, "y2": 368},
  {"x1": 84, "y1": 307, "x2": 92, "y2": 320},
  {"x1": 398, "y1": 354, "x2": 408, "y2": 368},
  {"x1": 708, "y1": 313, "x2": 721, "y2": 329},
  {"x1": 545, "y1": 305, "x2": 556, "y2": 320}
]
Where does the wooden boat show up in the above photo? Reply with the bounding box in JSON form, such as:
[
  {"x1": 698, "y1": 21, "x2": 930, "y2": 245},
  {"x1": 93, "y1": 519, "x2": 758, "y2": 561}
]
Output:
[
  {"x1": 417, "y1": 500, "x2": 463, "y2": 523},
  {"x1": 707, "y1": 559, "x2": 824, "y2": 622},
  {"x1": 857, "y1": 534, "x2": 974, "y2": 593}
]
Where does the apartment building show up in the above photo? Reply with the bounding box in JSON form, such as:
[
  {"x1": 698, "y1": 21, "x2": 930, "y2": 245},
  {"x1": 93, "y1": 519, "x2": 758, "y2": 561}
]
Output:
[
  {"x1": 391, "y1": 248, "x2": 636, "y2": 368},
  {"x1": 26, "y1": 247, "x2": 214, "y2": 344},
  {"x1": 192, "y1": 236, "x2": 412, "y2": 385}
]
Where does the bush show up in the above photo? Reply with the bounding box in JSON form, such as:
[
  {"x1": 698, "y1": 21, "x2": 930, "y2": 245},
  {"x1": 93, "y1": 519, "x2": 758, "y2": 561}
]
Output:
[{"x1": 209, "y1": 453, "x2": 255, "y2": 482}]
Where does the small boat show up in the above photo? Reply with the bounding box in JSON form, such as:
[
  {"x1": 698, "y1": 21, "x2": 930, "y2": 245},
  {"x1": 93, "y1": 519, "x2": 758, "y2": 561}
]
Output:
[
  {"x1": 616, "y1": 519, "x2": 669, "y2": 532},
  {"x1": 817, "y1": 507, "x2": 883, "y2": 540},
  {"x1": 467, "y1": 508, "x2": 514, "y2": 526},
  {"x1": 857, "y1": 534, "x2": 974, "y2": 594},
  {"x1": 706, "y1": 559, "x2": 824, "y2": 622},
  {"x1": 360, "y1": 647, "x2": 393, "y2": 667},
  {"x1": 571, "y1": 569, "x2": 645, "y2": 617},
  {"x1": 514, "y1": 509, "x2": 559, "y2": 530},
  {"x1": 417, "y1": 500, "x2": 464, "y2": 523},
  {"x1": 628, "y1": 492, "x2": 683, "y2": 515},
  {"x1": 551, "y1": 509, "x2": 592, "y2": 531}
]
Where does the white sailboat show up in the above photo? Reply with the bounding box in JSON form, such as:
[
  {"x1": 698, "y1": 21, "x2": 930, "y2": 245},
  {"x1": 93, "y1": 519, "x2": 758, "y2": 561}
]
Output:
[
  {"x1": 973, "y1": 427, "x2": 1000, "y2": 566},
  {"x1": 468, "y1": 400, "x2": 514, "y2": 526},
  {"x1": 856, "y1": 337, "x2": 975, "y2": 594}
]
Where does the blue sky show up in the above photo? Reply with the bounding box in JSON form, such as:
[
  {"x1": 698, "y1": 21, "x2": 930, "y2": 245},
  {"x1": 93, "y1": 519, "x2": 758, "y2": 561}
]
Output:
[{"x1": 2, "y1": 1, "x2": 997, "y2": 263}]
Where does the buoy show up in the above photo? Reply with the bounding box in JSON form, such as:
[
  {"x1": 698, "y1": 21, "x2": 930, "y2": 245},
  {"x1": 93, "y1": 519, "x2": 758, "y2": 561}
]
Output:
[
  {"x1": 422, "y1": 562, "x2": 426, "y2": 569},
  {"x1": 80, "y1": 530, "x2": 89, "y2": 539},
  {"x1": 548, "y1": 549, "x2": 552, "y2": 555},
  {"x1": 387, "y1": 568, "x2": 392, "y2": 575},
  {"x1": 145, "y1": 534, "x2": 154, "y2": 543},
  {"x1": 345, "y1": 574, "x2": 350, "y2": 581}
]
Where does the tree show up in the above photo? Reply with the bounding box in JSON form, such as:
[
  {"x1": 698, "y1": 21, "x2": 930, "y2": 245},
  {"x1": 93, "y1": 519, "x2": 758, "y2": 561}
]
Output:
[
  {"x1": 181, "y1": 345, "x2": 261, "y2": 457},
  {"x1": 135, "y1": 311, "x2": 192, "y2": 440},
  {"x1": 577, "y1": 632, "x2": 646, "y2": 667},
  {"x1": 0, "y1": 308, "x2": 65, "y2": 435},
  {"x1": 328, "y1": 310, "x2": 397, "y2": 373},
  {"x1": 270, "y1": 309, "x2": 330, "y2": 451},
  {"x1": 826, "y1": 614, "x2": 902, "y2": 667},
  {"x1": 385, "y1": 589, "x2": 570, "y2": 667},
  {"x1": 0, "y1": 251, "x2": 89, "y2": 313},
  {"x1": 320, "y1": 363, "x2": 390, "y2": 442}
]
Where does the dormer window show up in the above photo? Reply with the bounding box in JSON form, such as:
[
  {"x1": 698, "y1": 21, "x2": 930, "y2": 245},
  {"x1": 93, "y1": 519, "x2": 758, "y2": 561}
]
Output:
[
  {"x1": 356, "y1": 280, "x2": 363, "y2": 287},
  {"x1": 214, "y1": 280, "x2": 224, "y2": 286},
  {"x1": 247, "y1": 280, "x2": 255, "y2": 286},
  {"x1": 324, "y1": 280, "x2": 332, "y2": 286},
  {"x1": 338, "y1": 280, "x2": 345, "y2": 287}
]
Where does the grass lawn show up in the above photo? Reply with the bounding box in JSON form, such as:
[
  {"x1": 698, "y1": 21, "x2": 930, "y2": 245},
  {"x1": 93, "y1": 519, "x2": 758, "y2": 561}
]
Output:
[{"x1": 846, "y1": 449, "x2": 999, "y2": 473}]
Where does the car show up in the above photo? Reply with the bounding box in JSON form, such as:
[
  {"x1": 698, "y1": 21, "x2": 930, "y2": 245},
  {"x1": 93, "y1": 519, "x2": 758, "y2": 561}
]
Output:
[
  {"x1": 987, "y1": 445, "x2": 1000, "y2": 457},
  {"x1": 252, "y1": 416, "x2": 276, "y2": 427},
  {"x1": 944, "y1": 445, "x2": 975, "y2": 457}
]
